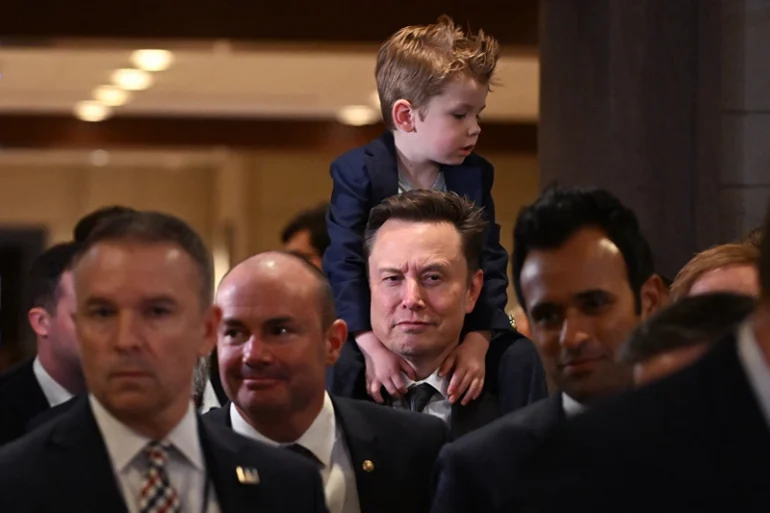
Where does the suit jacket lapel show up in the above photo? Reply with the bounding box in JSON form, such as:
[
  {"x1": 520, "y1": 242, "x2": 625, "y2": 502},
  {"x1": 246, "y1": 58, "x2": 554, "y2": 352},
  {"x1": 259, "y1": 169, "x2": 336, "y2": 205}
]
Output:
[
  {"x1": 199, "y1": 419, "x2": 265, "y2": 513},
  {"x1": 331, "y1": 397, "x2": 392, "y2": 513},
  {"x1": 442, "y1": 164, "x2": 482, "y2": 204},
  {"x1": 364, "y1": 133, "x2": 399, "y2": 205},
  {"x1": 48, "y1": 397, "x2": 128, "y2": 512},
  {"x1": 449, "y1": 390, "x2": 501, "y2": 439}
]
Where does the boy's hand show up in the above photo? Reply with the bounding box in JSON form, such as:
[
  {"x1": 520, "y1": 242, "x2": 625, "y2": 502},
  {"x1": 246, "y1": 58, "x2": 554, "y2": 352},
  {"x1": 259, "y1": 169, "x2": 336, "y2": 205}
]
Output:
[
  {"x1": 356, "y1": 331, "x2": 416, "y2": 403},
  {"x1": 438, "y1": 330, "x2": 490, "y2": 406}
]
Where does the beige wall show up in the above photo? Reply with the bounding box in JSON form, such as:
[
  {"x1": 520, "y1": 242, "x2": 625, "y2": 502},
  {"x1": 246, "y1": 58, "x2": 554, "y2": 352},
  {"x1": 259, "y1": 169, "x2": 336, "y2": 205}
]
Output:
[{"x1": 0, "y1": 149, "x2": 538, "y2": 307}]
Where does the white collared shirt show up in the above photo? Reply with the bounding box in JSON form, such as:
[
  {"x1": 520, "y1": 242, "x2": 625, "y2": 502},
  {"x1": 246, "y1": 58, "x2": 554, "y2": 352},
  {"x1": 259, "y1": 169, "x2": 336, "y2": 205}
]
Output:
[
  {"x1": 32, "y1": 356, "x2": 73, "y2": 407},
  {"x1": 230, "y1": 392, "x2": 360, "y2": 513},
  {"x1": 90, "y1": 395, "x2": 220, "y2": 513},
  {"x1": 393, "y1": 369, "x2": 452, "y2": 423},
  {"x1": 737, "y1": 321, "x2": 770, "y2": 428},
  {"x1": 562, "y1": 392, "x2": 587, "y2": 418},
  {"x1": 198, "y1": 379, "x2": 221, "y2": 414}
]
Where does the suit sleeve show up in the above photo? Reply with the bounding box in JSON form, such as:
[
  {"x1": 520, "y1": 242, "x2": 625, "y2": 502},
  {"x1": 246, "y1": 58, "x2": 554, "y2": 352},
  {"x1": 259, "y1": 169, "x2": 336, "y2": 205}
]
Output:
[
  {"x1": 323, "y1": 158, "x2": 373, "y2": 334},
  {"x1": 464, "y1": 162, "x2": 512, "y2": 334}
]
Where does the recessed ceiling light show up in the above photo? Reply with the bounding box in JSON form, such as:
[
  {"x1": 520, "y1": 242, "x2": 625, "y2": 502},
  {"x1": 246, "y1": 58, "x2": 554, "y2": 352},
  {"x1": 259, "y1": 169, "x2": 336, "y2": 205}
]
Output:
[
  {"x1": 336, "y1": 105, "x2": 380, "y2": 126},
  {"x1": 111, "y1": 68, "x2": 153, "y2": 91},
  {"x1": 131, "y1": 49, "x2": 174, "y2": 72},
  {"x1": 93, "y1": 85, "x2": 131, "y2": 107},
  {"x1": 74, "y1": 101, "x2": 112, "y2": 122}
]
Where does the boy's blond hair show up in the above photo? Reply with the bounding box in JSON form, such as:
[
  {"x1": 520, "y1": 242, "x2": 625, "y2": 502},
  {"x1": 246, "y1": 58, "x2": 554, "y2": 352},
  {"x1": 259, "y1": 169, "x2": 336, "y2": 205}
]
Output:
[{"x1": 376, "y1": 15, "x2": 501, "y2": 130}]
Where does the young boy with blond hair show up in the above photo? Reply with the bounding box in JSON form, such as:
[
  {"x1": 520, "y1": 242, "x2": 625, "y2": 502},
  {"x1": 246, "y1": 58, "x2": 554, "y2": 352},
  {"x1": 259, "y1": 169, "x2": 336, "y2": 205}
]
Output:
[{"x1": 325, "y1": 16, "x2": 522, "y2": 409}]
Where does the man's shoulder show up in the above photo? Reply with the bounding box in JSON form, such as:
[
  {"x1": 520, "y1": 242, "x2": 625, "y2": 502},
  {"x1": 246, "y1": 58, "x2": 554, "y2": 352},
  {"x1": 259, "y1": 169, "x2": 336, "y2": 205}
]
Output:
[
  {"x1": 0, "y1": 408, "x2": 63, "y2": 467},
  {"x1": 0, "y1": 360, "x2": 35, "y2": 394}
]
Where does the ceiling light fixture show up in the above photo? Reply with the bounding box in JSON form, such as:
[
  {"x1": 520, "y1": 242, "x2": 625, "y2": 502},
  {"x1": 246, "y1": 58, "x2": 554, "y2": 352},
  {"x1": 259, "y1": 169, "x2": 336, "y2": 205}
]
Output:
[
  {"x1": 336, "y1": 105, "x2": 380, "y2": 127},
  {"x1": 131, "y1": 49, "x2": 174, "y2": 72},
  {"x1": 74, "y1": 101, "x2": 112, "y2": 122},
  {"x1": 93, "y1": 85, "x2": 131, "y2": 107},
  {"x1": 111, "y1": 68, "x2": 153, "y2": 91}
]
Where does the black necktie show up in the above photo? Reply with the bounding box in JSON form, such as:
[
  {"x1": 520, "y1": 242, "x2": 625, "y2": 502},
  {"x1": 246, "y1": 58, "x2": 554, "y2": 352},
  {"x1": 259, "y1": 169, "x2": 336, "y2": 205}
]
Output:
[
  {"x1": 284, "y1": 443, "x2": 324, "y2": 468},
  {"x1": 407, "y1": 383, "x2": 437, "y2": 413}
]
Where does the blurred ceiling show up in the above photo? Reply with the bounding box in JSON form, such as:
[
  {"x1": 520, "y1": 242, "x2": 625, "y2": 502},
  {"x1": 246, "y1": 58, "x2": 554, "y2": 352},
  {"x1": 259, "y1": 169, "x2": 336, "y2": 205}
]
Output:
[{"x1": 0, "y1": 46, "x2": 538, "y2": 121}]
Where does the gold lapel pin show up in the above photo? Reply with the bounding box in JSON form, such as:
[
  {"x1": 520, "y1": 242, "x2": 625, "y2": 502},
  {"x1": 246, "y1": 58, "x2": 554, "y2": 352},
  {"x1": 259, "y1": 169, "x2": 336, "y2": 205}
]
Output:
[
  {"x1": 362, "y1": 460, "x2": 375, "y2": 472},
  {"x1": 236, "y1": 466, "x2": 260, "y2": 484}
]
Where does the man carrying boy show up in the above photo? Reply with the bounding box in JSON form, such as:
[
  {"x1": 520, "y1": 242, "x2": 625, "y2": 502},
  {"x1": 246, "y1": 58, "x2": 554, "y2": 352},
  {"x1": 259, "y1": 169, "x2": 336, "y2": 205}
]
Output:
[{"x1": 325, "y1": 16, "x2": 519, "y2": 408}]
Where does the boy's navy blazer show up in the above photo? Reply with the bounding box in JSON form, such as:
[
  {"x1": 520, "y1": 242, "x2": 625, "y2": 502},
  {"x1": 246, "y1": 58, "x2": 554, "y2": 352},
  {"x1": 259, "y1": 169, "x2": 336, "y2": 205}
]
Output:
[{"x1": 324, "y1": 131, "x2": 511, "y2": 335}]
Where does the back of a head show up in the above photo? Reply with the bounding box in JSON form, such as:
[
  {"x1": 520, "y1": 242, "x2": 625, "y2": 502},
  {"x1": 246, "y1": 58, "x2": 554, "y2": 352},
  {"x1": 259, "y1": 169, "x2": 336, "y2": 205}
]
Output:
[
  {"x1": 76, "y1": 210, "x2": 214, "y2": 306},
  {"x1": 761, "y1": 203, "x2": 770, "y2": 300},
  {"x1": 670, "y1": 243, "x2": 760, "y2": 300},
  {"x1": 27, "y1": 242, "x2": 80, "y2": 312},
  {"x1": 73, "y1": 205, "x2": 138, "y2": 243},
  {"x1": 744, "y1": 227, "x2": 764, "y2": 249},
  {"x1": 512, "y1": 186, "x2": 654, "y2": 312},
  {"x1": 620, "y1": 293, "x2": 757, "y2": 365},
  {"x1": 376, "y1": 15, "x2": 501, "y2": 130},
  {"x1": 364, "y1": 189, "x2": 487, "y2": 272},
  {"x1": 280, "y1": 203, "x2": 330, "y2": 256}
]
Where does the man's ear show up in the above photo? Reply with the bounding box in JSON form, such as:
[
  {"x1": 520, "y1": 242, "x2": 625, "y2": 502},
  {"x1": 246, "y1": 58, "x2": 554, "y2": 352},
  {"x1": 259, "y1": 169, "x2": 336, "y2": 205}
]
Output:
[
  {"x1": 464, "y1": 269, "x2": 485, "y2": 314},
  {"x1": 640, "y1": 274, "x2": 666, "y2": 321},
  {"x1": 325, "y1": 320, "x2": 349, "y2": 366},
  {"x1": 28, "y1": 307, "x2": 51, "y2": 338},
  {"x1": 392, "y1": 100, "x2": 417, "y2": 132},
  {"x1": 199, "y1": 305, "x2": 223, "y2": 358}
]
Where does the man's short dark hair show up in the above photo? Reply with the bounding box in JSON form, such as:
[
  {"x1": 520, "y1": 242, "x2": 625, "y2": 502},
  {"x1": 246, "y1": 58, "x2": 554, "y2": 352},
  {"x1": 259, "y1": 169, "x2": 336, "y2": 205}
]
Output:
[
  {"x1": 73, "y1": 205, "x2": 138, "y2": 243},
  {"x1": 619, "y1": 293, "x2": 756, "y2": 365},
  {"x1": 364, "y1": 189, "x2": 487, "y2": 273},
  {"x1": 75, "y1": 211, "x2": 214, "y2": 307},
  {"x1": 280, "y1": 204, "x2": 330, "y2": 257},
  {"x1": 27, "y1": 242, "x2": 80, "y2": 313},
  {"x1": 512, "y1": 186, "x2": 654, "y2": 313},
  {"x1": 760, "y1": 203, "x2": 770, "y2": 299}
]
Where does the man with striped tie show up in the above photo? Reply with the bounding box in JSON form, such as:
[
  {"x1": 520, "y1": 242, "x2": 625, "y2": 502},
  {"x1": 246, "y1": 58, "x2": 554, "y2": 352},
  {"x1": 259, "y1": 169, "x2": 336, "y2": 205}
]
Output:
[{"x1": 0, "y1": 210, "x2": 327, "y2": 513}]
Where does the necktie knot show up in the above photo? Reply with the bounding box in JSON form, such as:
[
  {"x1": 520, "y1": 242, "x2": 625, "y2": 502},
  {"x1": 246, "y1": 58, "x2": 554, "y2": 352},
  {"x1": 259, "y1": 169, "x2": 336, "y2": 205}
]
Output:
[
  {"x1": 407, "y1": 382, "x2": 437, "y2": 413},
  {"x1": 144, "y1": 440, "x2": 171, "y2": 468}
]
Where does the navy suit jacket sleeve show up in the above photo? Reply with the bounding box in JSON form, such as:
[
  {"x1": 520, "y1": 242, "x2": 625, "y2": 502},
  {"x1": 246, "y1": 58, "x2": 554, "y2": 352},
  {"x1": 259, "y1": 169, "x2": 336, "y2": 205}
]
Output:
[
  {"x1": 465, "y1": 162, "x2": 511, "y2": 334},
  {"x1": 324, "y1": 154, "x2": 373, "y2": 334}
]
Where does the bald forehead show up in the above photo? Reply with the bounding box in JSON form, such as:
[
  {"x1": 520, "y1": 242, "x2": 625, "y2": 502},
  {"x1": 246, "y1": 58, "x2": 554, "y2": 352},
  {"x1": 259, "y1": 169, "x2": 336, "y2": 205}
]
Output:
[{"x1": 217, "y1": 252, "x2": 321, "y2": 299}]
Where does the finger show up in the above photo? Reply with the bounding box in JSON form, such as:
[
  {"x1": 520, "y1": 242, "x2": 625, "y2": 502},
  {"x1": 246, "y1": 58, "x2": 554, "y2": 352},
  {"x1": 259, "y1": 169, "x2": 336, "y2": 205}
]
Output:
[
  {"x1": 438, "y1": 354, "x2": 456, "y2": 378},
  {"x1": 381, "y1": 377, "x2": 401, "y2": 400},
  {"x1": 399, "y1": 359, "x2": 417, "y2": 381},
  {"x1": 452, "y1": 371, "x2": 474, "y2": 405},
  {"x1": 447, "y1": 370, "x2": 465, "y2": 403},
  {"x1": 391, "y1": 371, "x2": 408, "y2": 395},
  {"x1": 369, "y1": 379, "x2": 384, "y2": 404},
  {"x1": 461, "y1": 377, "x2": 484, "y2": 406}
]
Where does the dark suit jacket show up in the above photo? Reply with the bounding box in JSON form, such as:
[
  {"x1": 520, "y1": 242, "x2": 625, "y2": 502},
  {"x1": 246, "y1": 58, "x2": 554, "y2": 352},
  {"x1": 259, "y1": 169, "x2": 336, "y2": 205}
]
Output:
[
  {"x1": 324, "y1": 131, "x2": 511, "y2": 335},
  {"x1": 205, "y1": 396, "x2": 450, "y2": 513},
  {"x1": 327, "y1": 333, "x2": 548, "y2": 439},
  {"x1": 0, "y1": 359, "x2": 50, "y2": 446},
  {"x1": 0, "y1": 397, "x2": 328, "y2": 513},
  {"x1": 430, "y1": 393, "x2": 565, "y2": 513},
  {"x1": 508, "y1": 332, "x2": 770, "y2": 512}
]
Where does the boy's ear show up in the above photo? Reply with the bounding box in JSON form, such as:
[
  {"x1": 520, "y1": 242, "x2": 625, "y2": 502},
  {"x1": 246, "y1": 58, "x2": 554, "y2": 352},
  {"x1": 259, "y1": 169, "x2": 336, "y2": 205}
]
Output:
[{"x1": 392, "y1": 100, "x2": 416, "y2": 132}]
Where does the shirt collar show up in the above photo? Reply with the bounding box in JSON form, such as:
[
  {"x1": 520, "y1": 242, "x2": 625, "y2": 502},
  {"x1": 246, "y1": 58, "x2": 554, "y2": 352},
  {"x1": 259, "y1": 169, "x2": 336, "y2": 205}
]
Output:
[
  {"x1": 562, "y1": 392, "x2": 588, "y2": 418},
  {"x1": 230, "y1": 391, "x2": 337, "y2": 469},
  {"x1": 402, "y1": 368, "x2": 450, "y2": 399},
  {"x1": 90, "y1": 395, "x2": 204, "y2": 472},
  {"x1": 32, "y1": 356, "x2": 74, "y2": 407},
  {"x1": 737, "y1": 320, "x2": 770, "y2": 427}
]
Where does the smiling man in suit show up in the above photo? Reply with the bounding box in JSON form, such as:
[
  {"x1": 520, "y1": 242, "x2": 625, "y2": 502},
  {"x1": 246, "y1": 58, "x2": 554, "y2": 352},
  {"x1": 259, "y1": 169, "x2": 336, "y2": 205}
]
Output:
[
  {"x1": 205, "y1": 250, "x2": 449, "y2": 513},
  {"x1": 0, "y1": 211, "x2": 327, "y2": 513},
  {"x1": 430, "y1": 186, "x2": 667, "y2": 513},
  {"x1": 0, "y1": 242, "x2": 85, "y2": 446}
]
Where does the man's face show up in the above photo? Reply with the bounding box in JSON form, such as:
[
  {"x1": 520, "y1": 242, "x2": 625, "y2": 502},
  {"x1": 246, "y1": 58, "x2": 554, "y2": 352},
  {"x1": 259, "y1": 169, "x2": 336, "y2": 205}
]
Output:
[
  {"x1": 73, "y1": 241, "x2": 218, "y2": 423},
  {"x1": 48, "y1": 271, "x2": 80, "y2": 370},
  {"x1": 216, "y1": 256, "x2": 345, "y2": 418},
  {"x1": 368, "y1": 220, "x2": 482, "y2": 366},
  {"x1": 520, "y1": 228, "x2": 658, "y2": 403},
  {"x1": 283, "y1": 230, "x2": 322, "y2": 269}
]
